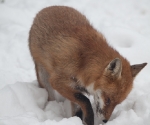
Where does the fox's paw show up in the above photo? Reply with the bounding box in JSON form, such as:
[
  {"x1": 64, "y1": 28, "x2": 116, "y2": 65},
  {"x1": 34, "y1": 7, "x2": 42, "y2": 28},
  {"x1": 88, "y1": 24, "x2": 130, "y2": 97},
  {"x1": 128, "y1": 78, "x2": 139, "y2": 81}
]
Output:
[
  {"x1": 75, "y1": 108, "x2": 83, "y2": 120},
  {"x1": 83, "y1": 116, "x2": 94, "y2": 125}
]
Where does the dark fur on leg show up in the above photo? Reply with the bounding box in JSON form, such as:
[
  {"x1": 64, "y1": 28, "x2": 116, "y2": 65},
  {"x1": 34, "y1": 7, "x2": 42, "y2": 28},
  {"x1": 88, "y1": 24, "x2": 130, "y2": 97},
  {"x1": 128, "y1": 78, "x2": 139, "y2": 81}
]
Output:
[{"x1": 75, "y1": 108, "x2": 83, "y2": 120}]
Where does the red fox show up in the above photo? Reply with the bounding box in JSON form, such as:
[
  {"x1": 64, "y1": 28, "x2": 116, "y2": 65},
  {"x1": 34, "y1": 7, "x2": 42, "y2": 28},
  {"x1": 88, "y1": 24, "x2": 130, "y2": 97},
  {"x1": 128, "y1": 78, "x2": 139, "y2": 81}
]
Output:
[{"x1": 29, "y1": 6, "x2": 147, "y2": 125}]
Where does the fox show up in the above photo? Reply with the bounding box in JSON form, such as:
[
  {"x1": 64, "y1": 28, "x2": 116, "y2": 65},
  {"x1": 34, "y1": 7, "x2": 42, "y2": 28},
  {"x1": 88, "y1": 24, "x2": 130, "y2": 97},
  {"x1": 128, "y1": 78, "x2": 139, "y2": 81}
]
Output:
[{"x1": 29, "y1": 6, "x2": 147, "y2": 125}]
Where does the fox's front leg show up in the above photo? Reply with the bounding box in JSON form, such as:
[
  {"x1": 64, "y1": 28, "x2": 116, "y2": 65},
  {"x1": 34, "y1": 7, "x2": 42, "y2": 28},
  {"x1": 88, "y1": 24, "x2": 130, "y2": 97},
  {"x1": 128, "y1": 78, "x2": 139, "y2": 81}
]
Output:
[
  {"x1": 71, "y1": 102, "x2": 83, "y2": 120},
  {"x1": 50, "y1": 75, "x2": 94, "y2": 125}
]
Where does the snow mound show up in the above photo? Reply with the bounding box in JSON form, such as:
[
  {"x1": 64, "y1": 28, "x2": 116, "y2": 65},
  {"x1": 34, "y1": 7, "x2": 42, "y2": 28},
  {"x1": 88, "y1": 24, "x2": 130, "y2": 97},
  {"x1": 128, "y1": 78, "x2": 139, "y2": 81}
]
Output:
[
  {"x1": 0, "y1": 81, "x2": 83, "y2": 125},
  {"x1": 0, "y1": 0, "x2": 150, "y2": 125}
]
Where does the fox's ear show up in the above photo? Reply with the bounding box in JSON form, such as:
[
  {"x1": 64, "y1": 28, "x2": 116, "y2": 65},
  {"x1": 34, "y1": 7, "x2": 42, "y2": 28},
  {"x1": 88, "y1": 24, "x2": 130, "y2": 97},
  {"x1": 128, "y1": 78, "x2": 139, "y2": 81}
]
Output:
[
  {"x1": 131, "y1": 63, "x2": 147, "y2": 77},
  {"x1": 105, "y1": 58, "x2": 122, "y2": 79}
]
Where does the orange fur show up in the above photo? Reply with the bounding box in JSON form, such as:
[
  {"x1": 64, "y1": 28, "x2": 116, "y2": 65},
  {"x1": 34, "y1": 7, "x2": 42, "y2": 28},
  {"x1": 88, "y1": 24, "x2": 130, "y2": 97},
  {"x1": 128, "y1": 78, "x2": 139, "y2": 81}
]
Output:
[{"x1": 29, "y1": 6, "x2": 147, "y2": 124}]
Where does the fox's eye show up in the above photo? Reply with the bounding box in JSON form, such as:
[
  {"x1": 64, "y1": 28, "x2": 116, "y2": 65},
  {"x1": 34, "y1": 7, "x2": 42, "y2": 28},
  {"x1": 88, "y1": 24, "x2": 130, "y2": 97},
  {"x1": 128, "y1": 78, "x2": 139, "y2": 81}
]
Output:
[{"x1": 106, "y1": 98, "x2": 111, "y2": 105}]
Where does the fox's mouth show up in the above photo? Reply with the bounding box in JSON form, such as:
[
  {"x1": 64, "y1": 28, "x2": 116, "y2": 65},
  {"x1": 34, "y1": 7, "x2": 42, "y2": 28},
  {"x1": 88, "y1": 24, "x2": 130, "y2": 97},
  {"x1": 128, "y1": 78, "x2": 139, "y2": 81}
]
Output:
[
  {"x1": 95, "y1": 101, "x2": 105, "y2": 118},
  {"x1": 96, "y1": 110, "x2": 105, "y2": 120},
  {"x1": 94, "y1": 90, "x2": 105, "y2": 119},
  {"x1": 96, "y1": 101, "x2": 100, "y2": 112},
  {"x1": 96, "y1": 106, "x2": 104, "y2": 117}
]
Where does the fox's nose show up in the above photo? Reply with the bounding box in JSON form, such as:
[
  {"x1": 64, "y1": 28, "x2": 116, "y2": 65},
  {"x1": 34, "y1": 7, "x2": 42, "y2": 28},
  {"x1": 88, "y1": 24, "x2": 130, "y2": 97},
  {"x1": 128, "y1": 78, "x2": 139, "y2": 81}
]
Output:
[{"x1": 103, "y1": 120, "x2": 108, "y2": 123}]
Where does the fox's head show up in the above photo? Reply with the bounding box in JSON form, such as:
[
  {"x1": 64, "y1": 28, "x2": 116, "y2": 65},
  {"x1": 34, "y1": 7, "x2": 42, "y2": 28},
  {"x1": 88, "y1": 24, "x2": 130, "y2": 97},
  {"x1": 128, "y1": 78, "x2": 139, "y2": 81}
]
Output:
[{"x1": 94, "y1": 58, "x2": 147, "y2": 123}]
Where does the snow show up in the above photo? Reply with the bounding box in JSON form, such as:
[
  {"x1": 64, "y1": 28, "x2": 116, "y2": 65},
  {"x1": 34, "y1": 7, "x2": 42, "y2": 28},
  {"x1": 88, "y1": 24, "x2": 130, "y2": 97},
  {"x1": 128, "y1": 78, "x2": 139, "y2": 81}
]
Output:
[{"x1": 0, "y1": 0, "x2": 150, "y2": 125}]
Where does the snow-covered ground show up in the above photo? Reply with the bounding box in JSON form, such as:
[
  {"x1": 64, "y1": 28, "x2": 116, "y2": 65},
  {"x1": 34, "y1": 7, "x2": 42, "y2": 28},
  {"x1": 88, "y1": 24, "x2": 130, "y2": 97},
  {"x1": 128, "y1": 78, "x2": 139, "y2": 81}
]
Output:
[{"x1": 0, "y1": 0, "x2": 150, "y2": 125}]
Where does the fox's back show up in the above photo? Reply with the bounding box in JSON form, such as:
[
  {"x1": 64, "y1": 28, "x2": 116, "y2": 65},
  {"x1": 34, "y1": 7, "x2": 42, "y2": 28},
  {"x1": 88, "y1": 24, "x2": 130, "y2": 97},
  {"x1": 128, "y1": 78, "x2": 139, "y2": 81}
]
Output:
[
  {"x1": 29, "y1": 6, "x2": 91, "y2": 39},
  {"x1": 29, "y1": 6, "x2": 129, "y2": 81}
]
